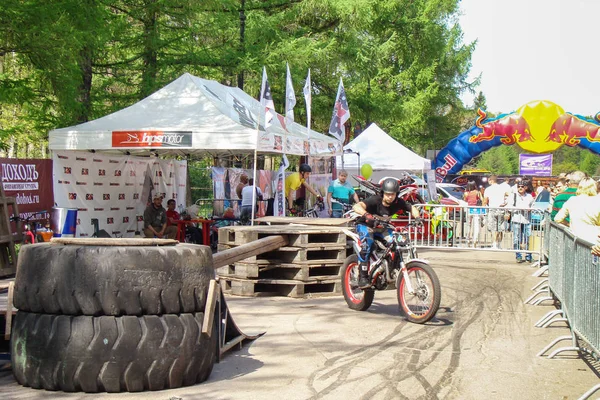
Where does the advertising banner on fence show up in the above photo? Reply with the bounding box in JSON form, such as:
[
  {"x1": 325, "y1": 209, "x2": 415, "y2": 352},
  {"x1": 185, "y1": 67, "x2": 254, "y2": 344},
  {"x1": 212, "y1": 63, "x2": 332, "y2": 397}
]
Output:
[
  {"x1": 519, "y1": 153, "x2": 553, "y2": 176},
  {"x1": 0, "y1": 158, "x2": 53, "y2": 221}
]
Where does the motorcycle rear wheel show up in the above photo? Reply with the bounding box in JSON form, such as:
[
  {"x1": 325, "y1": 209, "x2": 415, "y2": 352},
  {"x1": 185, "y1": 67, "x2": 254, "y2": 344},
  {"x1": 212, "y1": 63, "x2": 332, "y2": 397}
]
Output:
[
  {"x1": 341, "y1": 254, "x2": 374, "y2": 311},
  {"x1": 396, "y1": 261, "x2": 441, "y2": 323}
]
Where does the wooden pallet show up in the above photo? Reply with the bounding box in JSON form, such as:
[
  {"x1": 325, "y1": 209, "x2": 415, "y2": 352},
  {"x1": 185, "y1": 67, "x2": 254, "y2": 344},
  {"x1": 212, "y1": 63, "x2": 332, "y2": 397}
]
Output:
[
  {"x1": 219, "y1": 276, "x2": 342, "y2": 298},
  {"x1": 218, "y1": 225, "x2": 347, "y2": 247},
  {"x1": 217, "y1": 262, "x2": 343, "y2": 281},
  {"x1": 218, "y1": 243, "x2": 346, "y2": 264}
]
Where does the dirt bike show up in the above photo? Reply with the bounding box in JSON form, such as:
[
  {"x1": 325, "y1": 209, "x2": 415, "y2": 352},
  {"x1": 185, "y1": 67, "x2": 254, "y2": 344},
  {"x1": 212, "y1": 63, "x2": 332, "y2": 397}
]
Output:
[{"x1": 342, "y1": 217, "x2": 441, "y2": 324}]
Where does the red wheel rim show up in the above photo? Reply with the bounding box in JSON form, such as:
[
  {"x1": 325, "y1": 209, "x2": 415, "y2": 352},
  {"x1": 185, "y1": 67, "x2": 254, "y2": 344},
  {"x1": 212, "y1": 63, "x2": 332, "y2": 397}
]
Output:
[
  {"x1": 399, "y1": 267, "x2": 434, "y2": 319},
  {"x1": 344, "y1": 262, "x2": 363, "y2": 304}
]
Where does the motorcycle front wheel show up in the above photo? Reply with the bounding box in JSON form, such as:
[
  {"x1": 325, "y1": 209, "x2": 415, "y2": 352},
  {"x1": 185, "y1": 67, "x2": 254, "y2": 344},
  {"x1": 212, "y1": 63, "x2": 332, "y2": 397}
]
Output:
[
  {"x1": 396, "y1": 261, "x2": 441, "y2": 323},
  {"x1": 341, "y1": 254, "x2": 374, "y2": 311}
]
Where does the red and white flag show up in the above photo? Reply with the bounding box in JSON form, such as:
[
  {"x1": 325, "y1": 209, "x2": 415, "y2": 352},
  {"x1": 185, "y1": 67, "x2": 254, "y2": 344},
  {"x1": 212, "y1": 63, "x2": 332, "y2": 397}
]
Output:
[
  {"x1": 329, "y1": 78, "x2": 350, "y2": 142},
  {"x1": 260, "y1": 66, "x2": 276, "y2": 128},
  {"x1": 285, "y1": 63, "x2": 296, "y2": 128}
]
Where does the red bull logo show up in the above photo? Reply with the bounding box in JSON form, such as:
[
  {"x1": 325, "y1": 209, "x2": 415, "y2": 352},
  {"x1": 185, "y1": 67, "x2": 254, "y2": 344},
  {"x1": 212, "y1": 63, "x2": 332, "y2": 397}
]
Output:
[
  {"x1": 546, "y1": 113, "x2": 600, "y2": 147},
  {"x1": 435, "y1": 153, "x2": 458, "y2": 182},
  {"x1": 469, "y1": 109, "x2": 533, "y2": 145}
]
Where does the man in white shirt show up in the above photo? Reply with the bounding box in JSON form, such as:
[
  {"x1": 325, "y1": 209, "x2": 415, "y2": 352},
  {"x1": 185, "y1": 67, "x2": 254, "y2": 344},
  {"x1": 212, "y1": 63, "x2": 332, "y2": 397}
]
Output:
[
  {"x1": 484, "y1": 175, "x2": 510, "y2": 248},
  {"x1": 506, "y1": 180, "x2": 534, "y2": 262},
  {"x1": 240, "y1": 178, "x2": 263, "y2": 223}
]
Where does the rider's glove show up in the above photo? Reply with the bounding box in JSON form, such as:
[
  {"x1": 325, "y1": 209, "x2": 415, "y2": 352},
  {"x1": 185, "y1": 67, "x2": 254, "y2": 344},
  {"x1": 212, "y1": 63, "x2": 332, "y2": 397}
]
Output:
[
  {"x1": 364, "y1": 213, "x2": 378, "y2": 228},
  {"x1": 288, "y1": 208, "x2": 298, "y2": 216},
  {"x1": 316, "y1": 195, "x2": 324, "y2": 203}
]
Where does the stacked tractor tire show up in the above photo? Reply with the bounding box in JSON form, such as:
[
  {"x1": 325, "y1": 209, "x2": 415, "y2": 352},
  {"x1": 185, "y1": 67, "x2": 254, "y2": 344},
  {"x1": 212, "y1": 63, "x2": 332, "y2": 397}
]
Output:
[{"x1": 11, "y1": 241, "x2": 217, "y2": 393}]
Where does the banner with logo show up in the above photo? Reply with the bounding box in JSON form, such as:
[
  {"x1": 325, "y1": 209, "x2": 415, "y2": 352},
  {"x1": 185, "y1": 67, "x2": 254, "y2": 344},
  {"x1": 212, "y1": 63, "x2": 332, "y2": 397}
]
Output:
[
  {"x1": 53, "y1": 151, "x2": 186, "y2": 238},
  {"x1": 519, "y1": 153, "x2": 552, "y2": 176},
  {"x1": 0, "y1": 158, "x2": 53, "y2": 223},
  {"x1": 274, "y1": 155, "x2": 290, "y2": 216}
]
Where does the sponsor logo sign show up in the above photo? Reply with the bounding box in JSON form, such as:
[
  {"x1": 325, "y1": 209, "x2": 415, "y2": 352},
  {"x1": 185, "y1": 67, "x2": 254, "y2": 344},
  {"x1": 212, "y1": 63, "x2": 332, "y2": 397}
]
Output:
[{"x1": 112, "y1": 131, "x2": 192, "y2": 148}]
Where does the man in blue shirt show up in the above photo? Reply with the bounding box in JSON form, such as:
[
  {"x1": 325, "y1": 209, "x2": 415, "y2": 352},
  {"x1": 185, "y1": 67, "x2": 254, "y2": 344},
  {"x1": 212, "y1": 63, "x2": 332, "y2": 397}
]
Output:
[{"x1": 327, "y1": 170, "x2": 359, "y2": 217}]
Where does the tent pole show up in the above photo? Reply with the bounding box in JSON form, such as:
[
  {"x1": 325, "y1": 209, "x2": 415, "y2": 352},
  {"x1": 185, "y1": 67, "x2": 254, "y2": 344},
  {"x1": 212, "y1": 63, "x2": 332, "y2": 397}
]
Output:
[{"x1": 250, "y1": 107, "x2": 261, "y2": 227}]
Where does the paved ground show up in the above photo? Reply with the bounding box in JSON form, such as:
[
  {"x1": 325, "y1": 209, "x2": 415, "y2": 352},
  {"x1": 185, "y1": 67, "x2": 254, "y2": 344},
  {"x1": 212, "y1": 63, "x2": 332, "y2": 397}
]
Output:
[{"x1": 1, "y1": 249, "x2": 598, "y2": 399}]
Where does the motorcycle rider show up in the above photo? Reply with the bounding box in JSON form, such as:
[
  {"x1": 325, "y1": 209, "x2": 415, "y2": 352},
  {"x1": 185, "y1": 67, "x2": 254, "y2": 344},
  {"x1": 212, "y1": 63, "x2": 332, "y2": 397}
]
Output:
[{"x1": 352, "y1": 177, "x2": 421, "y2": 288}]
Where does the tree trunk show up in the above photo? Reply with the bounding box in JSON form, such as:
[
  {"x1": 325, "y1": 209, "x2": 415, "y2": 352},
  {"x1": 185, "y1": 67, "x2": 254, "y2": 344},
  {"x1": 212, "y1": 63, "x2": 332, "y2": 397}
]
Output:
[
  {"x1": 76, "y1": 45, "x2": 93, "y2": 123},
  {"x1": 140, "y1": 0, "x2": 159, "y2": 98},
  {"x1": 237, "y1": 0, "x2": 246, "y2": 90}
]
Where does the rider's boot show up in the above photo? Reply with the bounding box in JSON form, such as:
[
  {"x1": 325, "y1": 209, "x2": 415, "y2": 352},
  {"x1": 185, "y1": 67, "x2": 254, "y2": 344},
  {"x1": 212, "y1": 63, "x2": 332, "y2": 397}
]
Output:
[{"x1": 357, "y1": 263, "x2": 370, "y2": 289}]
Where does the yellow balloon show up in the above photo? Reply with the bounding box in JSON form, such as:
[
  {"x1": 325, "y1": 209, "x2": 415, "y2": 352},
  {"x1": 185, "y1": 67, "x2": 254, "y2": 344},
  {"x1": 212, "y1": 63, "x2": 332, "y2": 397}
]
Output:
[{"x1": 361, "y1": 164, "x2": 373, "y2": 180}]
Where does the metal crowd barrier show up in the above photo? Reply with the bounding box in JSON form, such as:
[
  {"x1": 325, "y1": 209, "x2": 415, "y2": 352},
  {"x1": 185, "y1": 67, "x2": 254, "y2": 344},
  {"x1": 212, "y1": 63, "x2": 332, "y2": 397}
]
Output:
[
  {"x1": 409, "y1": 204, "x2": 547, "y2": 261},
  {"x1": 534, "y1": 221, "x2": 600, "y2": 400}
]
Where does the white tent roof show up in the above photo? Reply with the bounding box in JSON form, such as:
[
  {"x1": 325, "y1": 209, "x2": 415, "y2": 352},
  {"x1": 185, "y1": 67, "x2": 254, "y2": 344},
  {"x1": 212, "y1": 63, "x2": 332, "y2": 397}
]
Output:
[
  {"x1": 49, "y1": 73, "x2": 341, "y2": 157},
  {"x1": 338, "y1": 123, "x2": 431, "y2": 171}
]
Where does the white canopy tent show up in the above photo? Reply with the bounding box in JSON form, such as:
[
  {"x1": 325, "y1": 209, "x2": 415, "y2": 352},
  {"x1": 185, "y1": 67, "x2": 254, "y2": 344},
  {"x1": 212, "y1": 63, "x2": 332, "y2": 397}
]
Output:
[
  {"x1": 49, "y1": 73, "x2": 341, "y2": 157},
  {"x1": 48, "y1": 73, "x2": 342, "y2": 237},
  {"x1": 337, "y1": 123, "x2": 431, "y2": 182}
]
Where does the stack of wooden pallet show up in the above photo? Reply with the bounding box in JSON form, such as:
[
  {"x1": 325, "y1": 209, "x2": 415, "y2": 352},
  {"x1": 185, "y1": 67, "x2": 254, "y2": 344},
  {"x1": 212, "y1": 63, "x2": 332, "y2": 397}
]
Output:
[{"x1": 217, "y1": 225, "x2": 348, "y2": 298}]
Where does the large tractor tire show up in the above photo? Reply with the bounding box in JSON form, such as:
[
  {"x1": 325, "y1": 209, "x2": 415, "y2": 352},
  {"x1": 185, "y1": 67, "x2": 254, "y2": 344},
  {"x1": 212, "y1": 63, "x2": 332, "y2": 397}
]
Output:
[
  {"x1": 11, "y1": 311, "x2": 218, "y2": 393},
  {"x1": 14, "y1": 242, "x2": 214, "y2": 316}
]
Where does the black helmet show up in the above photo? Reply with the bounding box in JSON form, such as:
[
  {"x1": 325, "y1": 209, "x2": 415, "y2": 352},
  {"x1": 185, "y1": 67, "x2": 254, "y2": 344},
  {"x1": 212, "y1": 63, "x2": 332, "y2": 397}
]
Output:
[
  {"x1": 299, "y1": 163, "x2": 312, "y2": 173},
  {"x1": 381, "y1": 178, "x2": 399, "y2": 194}
]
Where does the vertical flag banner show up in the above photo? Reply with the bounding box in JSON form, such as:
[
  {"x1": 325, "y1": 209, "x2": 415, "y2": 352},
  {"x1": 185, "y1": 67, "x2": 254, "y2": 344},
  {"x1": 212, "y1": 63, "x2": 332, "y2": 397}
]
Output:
[
  {"x1": 329, "y1": 78, "x2": 350, "y2": 143},
  {"x1": 260, "y1": 66, "x2": 276, "y2": 129},
  {"x1": 285, "y1": 63, "x2": 296, "y2": 128},
  {"x1": 303, "y1": 69, "x2": 312, "y2": 134},
  {"x1": 274, "y1": 154, "x2": 290, "y2": 216}
]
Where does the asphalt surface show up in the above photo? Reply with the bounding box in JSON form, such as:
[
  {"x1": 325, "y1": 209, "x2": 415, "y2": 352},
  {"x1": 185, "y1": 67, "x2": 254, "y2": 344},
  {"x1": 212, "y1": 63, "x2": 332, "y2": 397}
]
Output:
[{"x1": 1, "y1": 249, "x2": 598, "y2": 399}]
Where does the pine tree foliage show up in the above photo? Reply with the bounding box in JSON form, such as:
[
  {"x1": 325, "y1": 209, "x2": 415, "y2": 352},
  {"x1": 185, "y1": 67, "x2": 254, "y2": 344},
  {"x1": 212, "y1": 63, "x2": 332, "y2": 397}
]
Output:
[{"x1": 2, "y1": 0, "x2": 476, "y2": 158}]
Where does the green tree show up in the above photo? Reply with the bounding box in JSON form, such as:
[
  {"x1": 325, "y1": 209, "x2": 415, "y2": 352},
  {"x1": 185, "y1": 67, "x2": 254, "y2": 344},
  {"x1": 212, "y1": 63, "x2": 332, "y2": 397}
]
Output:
[
  {"x1": 553, "y1": 161, "x2": 579, "y2": 176},
  {"x1": 579, "y1": 151, "x2": 600, "y2": 176},
  {"x1": 475, "y1": 145, "x2": 519, "y2": 175},
  {"x1": 472, "y1": 91, "x2": 487, "y2": 111},
  {"x1": 1, "y1": 0, "x2": 476, "y2": 160}
]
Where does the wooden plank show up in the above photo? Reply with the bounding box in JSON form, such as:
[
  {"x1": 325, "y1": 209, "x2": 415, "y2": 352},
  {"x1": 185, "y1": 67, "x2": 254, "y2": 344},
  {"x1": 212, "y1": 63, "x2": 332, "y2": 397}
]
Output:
[
  {"x1": 202, "y1": 280, "x2": 218, "y2": 337},
  {"x1": 51, "y1": 237, "x2": 178, "y2": 246},
  {"x1": 4, "y1": 281, "x2": 14, "y2": 340},
  {"x1": 218, "y1": 224, "x2": 348, "y2": 235},
  {"x1": 212, "y1": 235, "x2": 288, "y2": 268},
  {"x1": 254, "y1": 216, "x2": 352, "y2": 227},
  {"x1": 217, "y1": 263, "x2": 343, "y2": 281},
  {"x1": 221, "y1": 276, "x2": 342, "y2": 298}
]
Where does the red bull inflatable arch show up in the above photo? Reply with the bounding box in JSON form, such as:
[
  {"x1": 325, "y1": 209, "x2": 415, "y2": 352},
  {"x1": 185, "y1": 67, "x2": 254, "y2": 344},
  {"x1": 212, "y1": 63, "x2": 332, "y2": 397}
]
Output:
[{"x1": 434, "y1": 100, "x2": 600, "y2": 182}]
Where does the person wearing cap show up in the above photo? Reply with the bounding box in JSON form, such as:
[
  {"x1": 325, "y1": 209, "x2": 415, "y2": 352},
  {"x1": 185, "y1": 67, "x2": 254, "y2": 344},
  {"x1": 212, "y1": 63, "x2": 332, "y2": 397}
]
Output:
[{"x1": 143, "y1": 193, "x2": 177, "y2": 239}]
